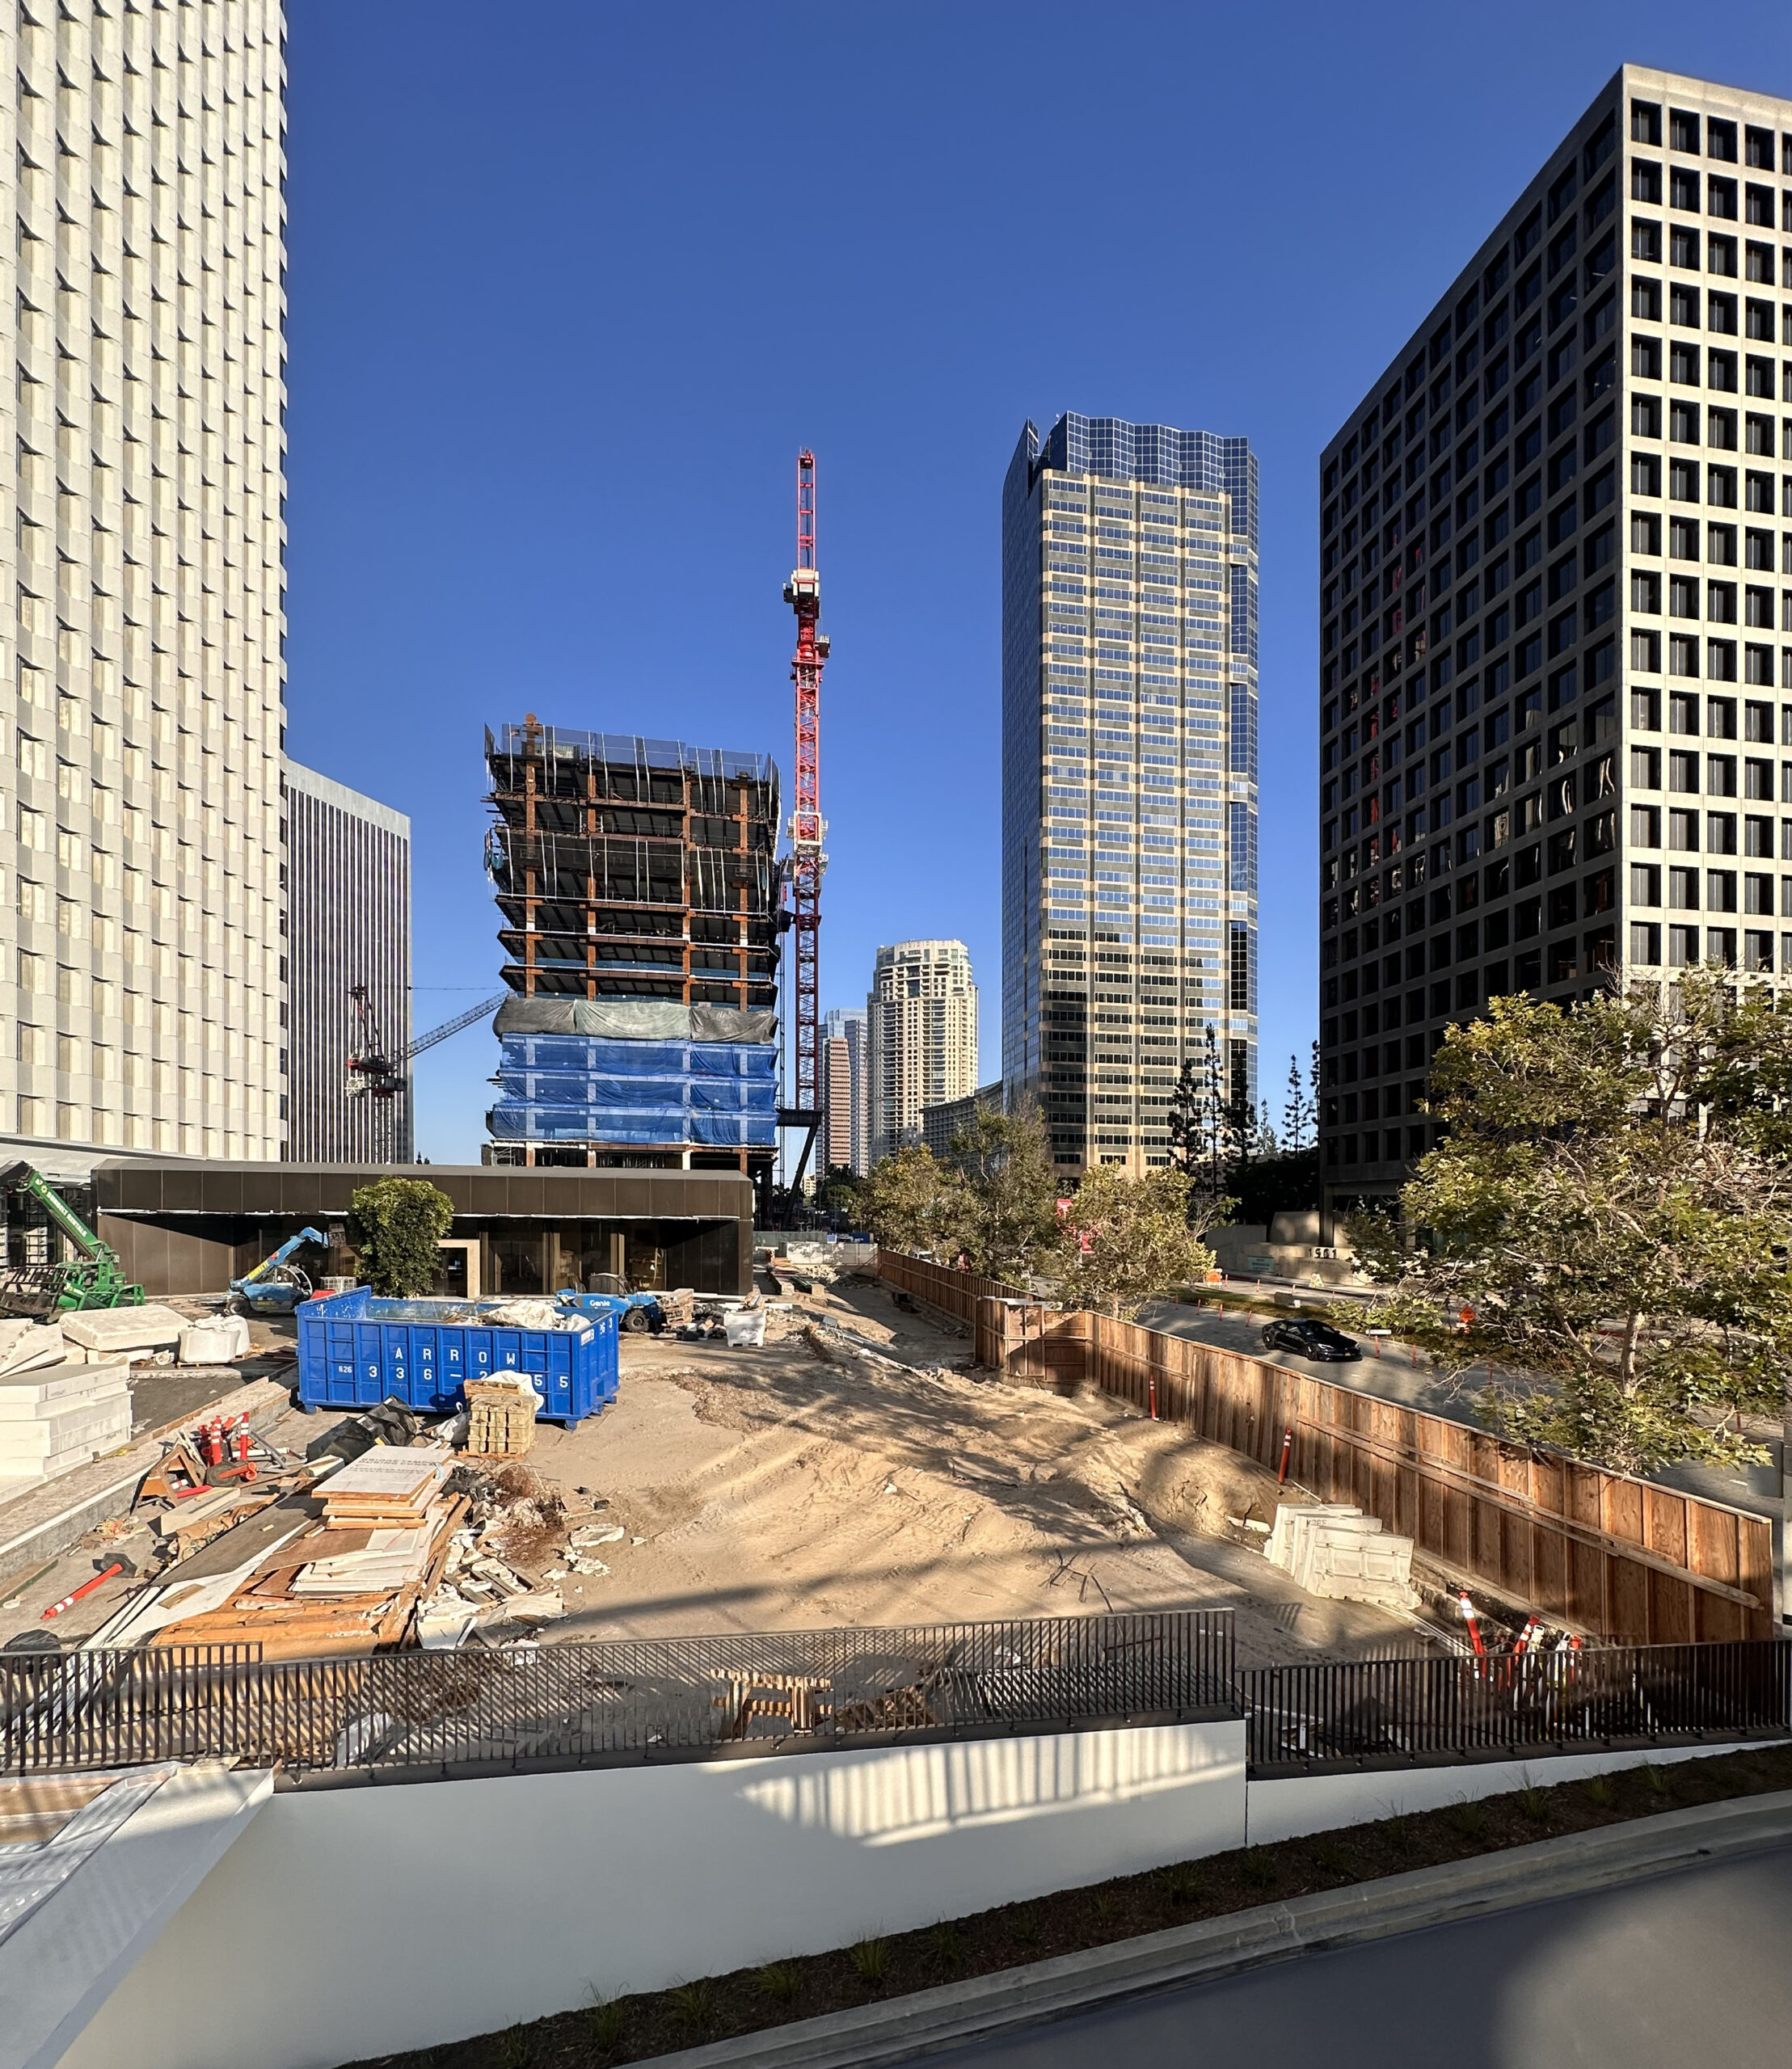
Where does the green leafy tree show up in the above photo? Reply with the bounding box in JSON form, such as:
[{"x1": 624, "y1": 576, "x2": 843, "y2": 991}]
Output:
[
  {"x1": 1346, "y1": 976, "x2": 1792, "y2": 1475},
  {"x1": 348, "y1": 1178, "x2": 457, "y2": 1297},
  {"x1": 850, "y1": 1144, "x2": 960, "y2": 1258},
  {"x1": 942, "y1": 1101, "x2": 1064, "y2": 1283},
  {"x1": 1056, "y1": 1164, "x2": 1225, "y2": 1317}
]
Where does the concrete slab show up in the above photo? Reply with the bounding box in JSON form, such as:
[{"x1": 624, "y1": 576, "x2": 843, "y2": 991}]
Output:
[{"x1": 59, "y1": 1308, "x2": 184, "y2": 1355}]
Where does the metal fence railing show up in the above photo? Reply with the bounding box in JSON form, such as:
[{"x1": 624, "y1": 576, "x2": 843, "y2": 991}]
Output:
[
  {"x1": 1240, "y1": 1639, "x2": 1792, "y2": 1773},
  {"x1": 0, "y1": 1612, "x2": 1237, "y2": 1780},
  {"x1": 6, "y1": 1624, "x2": 1787, "y2": 1783}
]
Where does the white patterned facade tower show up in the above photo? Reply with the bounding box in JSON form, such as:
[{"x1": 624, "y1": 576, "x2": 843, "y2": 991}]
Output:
[
  {"x1": 2, "y1": 2, "x2": 288, "y2": 1160},
  {"x1": 867, "y1": 940, "x2": 978, "y2": 1164}
]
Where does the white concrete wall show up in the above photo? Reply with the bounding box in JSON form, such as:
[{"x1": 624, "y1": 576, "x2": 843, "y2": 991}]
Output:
[
  {"x1": 61, "y1": 1718, "x2": 1246, "y2": 2069},
  {"x1": 1246, "y1": 1736, "x2": 1760, "y2": 1846}
]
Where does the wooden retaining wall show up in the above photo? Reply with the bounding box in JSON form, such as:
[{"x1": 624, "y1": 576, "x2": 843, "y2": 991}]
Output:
[{"x1": 875, "y1": 1252, "x2": 1774, "y2": 1646}]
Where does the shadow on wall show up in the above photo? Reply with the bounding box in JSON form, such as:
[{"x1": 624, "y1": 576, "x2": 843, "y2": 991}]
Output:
[{"x1": 58, "y1": 1720, "x2": 1247, "y2": 2069}]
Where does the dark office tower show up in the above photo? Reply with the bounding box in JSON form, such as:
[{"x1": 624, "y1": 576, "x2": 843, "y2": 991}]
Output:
[
  {"x1": 284, "y1": 761, "x2": 412, "y2": 1162},
  {"x1": 1317, "y1": 66, "x2": 1792, "y2": 1224},
  {"x1": 1002, "y1": 413, "x2": 1259, "y2": 1174}
]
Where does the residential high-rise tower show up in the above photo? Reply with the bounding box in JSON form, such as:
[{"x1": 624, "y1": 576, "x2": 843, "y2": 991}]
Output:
[
  {"x1": 1002, "y1": 413, "x2": 1259, "y2": 1173},
  {"x1": 867, "y1": 940, "x2": 977, "y2": 1163},
  {"x1": 2, "y1": 5, "x2": 289, "y2": 1164},
  {"x1": 819, "y1": 1005, "x2": 868, "y2": 1177},
  {"x1": 1318, "y1": 67, "x2": 1792, "y2": 1220}
]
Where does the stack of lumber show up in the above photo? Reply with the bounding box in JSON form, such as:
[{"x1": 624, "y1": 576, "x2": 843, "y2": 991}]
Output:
[
  {"x1": 319, "y1": 1443, "x2": 453, "y2": 1525},
  {"x1": 93, "y1": 1443, "x2": 466, "y2": 1660},
  {"x1": 465, "y1": 1378, "x2": 537, "y2": 1459},
  {"x1": 1265, "y1": 1502, "x2": 1417, "y2": 1608},
  {"x1": 0, "y1": 1355, "x2": 133, "y2": 1493}
]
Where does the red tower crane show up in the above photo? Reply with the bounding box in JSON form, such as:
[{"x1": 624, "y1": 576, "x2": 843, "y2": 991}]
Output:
[{"x1": 782, "y1": 452, "x2": 829, "y2": 1186}]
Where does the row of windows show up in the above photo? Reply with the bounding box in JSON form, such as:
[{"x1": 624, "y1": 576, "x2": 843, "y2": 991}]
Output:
[
  {"x1": 1630, "y1": 862, "x2": 1792, "y2": 910},
  {"x1": 1323, "y1": 916, "x2": 1619, "y2": 1029},
  {"x1": 1626, "y1": 454, "x2": 1787, "y2": 509},
  {"x1": 1629, "y1": 397, "x2": 1786, "y2": 449},
  {"x1": 1630, "y1": 223, "x2": 1787, "y2": 279},
  {"x1": 1629, "y1": 158, "x2": 1787, "y2": 225},
  {"x1": 1629, "y1": 277, "x2": 1789, "y2": 333},
  {"x1": 1628, "y1": 337, "x2": 1786, "y2": 392},
  {"x1": 1630, "y1": 99, "x2": 1789, "y2": 171},
  {"x1": 1631, "y1": 578, "x2": 1786, "y2": 624}
]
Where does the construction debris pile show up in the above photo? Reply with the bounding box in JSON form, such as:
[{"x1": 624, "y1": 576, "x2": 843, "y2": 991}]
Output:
[
  {"x1": 62, "y1": 1397, "x2": 630, "y2": 1659},
  {"x1": 1264, "y1": 1503, "x2": 1418, "y2": 1611}
]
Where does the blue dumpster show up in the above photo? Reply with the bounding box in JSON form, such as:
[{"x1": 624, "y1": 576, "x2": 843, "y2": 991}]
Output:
[{"x1": 295, "y1": 1290, "x2": 618, "y2": 1427}]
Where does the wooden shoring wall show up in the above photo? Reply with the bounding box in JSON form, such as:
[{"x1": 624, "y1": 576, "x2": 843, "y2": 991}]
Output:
[{"x1": 874, "y1": 1254, "x2": 1774, "y2": 1646}]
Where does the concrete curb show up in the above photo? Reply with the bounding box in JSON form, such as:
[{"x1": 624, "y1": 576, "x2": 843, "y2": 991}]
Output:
[{"x1": 630, "y1": 1788, "x2": 1792, "y2": 2069}]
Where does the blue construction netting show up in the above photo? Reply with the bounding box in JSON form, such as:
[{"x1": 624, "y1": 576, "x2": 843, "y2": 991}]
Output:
[{"x1": 487, "y1": 1034, "x2": 778, "y2": 1147}]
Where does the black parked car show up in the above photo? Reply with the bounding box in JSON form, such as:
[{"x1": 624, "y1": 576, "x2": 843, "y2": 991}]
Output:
[{"x1": 1260, "y1": 1317, "x2": 1361, "y2": 1363}]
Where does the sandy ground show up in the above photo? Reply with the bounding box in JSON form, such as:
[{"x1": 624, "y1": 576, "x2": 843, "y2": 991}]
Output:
[
  {"x1": 0, "y1": 1279, "x2": 1436, "y2": 1664},
  {"x1": 508, "y1": 1277, "x2": 1430, "y2": 1667}
]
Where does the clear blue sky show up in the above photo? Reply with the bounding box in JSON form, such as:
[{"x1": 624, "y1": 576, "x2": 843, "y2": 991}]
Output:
[{"x1": 283, "y1": 2, "x2": 1791, "y2": 1164}]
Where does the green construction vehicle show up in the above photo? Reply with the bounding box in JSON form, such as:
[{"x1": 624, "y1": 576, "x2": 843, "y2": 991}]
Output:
[{"x1": 0, "y1": 1160, "x2": 146, "y2": 1317}]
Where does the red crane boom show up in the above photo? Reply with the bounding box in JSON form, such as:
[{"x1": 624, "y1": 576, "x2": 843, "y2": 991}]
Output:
[{"x1": 783, "y1": 450, "x2": 829, "y2": 1129}]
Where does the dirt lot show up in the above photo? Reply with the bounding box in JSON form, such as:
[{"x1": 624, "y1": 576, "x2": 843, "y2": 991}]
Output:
[
  {"x1": 0, "y1": 1277, "x2": 1432, "y2": 1665},
  {"x1": 498, "y1": 1275, "x2": 1426, "y2": 1667}
]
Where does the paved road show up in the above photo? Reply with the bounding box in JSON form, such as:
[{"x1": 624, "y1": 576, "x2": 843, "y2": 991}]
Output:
[{"x1": 917, "y1": 1844, "x2": 1792, "y2": 2069}]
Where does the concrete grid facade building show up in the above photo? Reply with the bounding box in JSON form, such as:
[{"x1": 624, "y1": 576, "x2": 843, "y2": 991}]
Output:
[
  {"x1": 1318, "y1": 65, "x2": 1792, "y2": 1216},
  {"x1": 284, "y1": 761, "x2": 411, "y2": 1165},
  {"x1": 818, "y1": 1005, "x2": 867, "y2": 1176},
  {"x1": 1002, "y1": 414, "x2": 1259, "y2": 1174},
  {"x1": 0, "y1": 4, "x2": 289, "y2": 1166},
  {"x1": 867, "y1": 940, "x2": 977, "y2": 1164}
]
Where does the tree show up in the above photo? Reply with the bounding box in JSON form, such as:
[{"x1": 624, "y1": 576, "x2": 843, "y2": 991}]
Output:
[
  {"x1": 348, "y1": 1178, "x2": 457, "y2": 1297},
  {"x1": 942, "y1": 1101, "x2": 1063, "y2": 1283},
  {"x1": 1345, "y1": 976, "x2": 1792, "y2": 1475},
  {"x1": 1257, "y1": 1100, "x2": 1280, "y2": 1157},
  {"x1": 1283, "y1": 1051, "x2": 1316, "y2": 1154},
  {"x1": 1056, "y1": 1164, "x2": 1225, "y2": 1317},
  {"x1": 849, "y1": 1144, "x2": 959, "y2": 1258},
  {"x1": 1166, "y1": 1056, "x2": 1206, "y2": 1176}
]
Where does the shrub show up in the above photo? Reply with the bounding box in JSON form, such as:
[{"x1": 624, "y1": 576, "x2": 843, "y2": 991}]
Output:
[{"x1": 348, "y1": 1178, "x2": 456, "y2": 1296}]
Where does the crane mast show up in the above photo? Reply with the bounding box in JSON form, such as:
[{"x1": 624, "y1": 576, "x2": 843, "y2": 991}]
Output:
[{"x1": 783, "y1": 450, "x2": 829, "y2": 1127}]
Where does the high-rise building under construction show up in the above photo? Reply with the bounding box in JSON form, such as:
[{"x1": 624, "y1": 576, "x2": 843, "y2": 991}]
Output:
[
  {"x1": 483, "y1": 723, "x2": 781, "y2": 1174},
  {"x1": 1001, "y1": 414, "x2": 1259, "y2": 1171}
]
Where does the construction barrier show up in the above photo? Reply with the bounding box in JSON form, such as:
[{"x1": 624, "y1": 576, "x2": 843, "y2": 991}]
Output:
[{"x1": 875, "y1": 1251, "x2": 1777, "y2": 1647}]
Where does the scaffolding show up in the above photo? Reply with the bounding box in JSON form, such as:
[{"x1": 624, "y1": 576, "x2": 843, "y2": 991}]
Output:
[{"x1": 484, "y1": 723, "x2": 782, "y2": 1172}]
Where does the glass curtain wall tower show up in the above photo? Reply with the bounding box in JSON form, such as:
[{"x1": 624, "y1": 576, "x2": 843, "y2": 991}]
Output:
[
  {"x1": 1317, "y1": 66, "x2": 1792, "y2": 1223},
  {"x1": 1002, "y1": 413, "x2": 1259, "y2": 1172}
]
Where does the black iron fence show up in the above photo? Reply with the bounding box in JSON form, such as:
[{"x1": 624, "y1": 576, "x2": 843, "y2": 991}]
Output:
[
  {"x1": 5, "y1": 1623, "x2": 1788, "y2": 1783},
  {"x1": 0, "y1": 1612, "x2": 1236, "y2": 1779},
  {"x1": 1241, "y1": 1640, "x2": 1792, "y2": 1773}
]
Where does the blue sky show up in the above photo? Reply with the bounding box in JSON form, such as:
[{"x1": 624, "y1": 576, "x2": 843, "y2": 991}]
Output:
[{"x1": 283, "y1": 2, "x2": 1792, "y2": 1164}]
